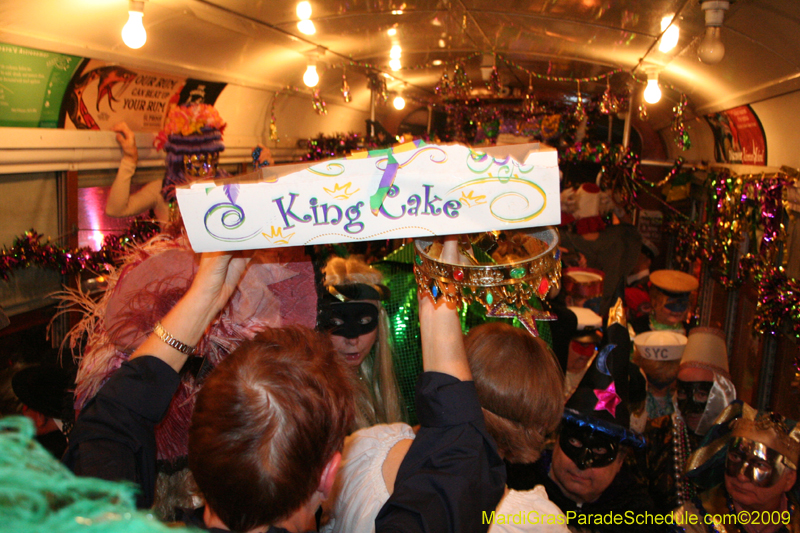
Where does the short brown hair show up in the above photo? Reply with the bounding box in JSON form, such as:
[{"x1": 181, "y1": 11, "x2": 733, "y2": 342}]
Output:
[
  {"x1": 465, "y1": 322, "x2": 564, "y2": 464},
  {"x1": 188, "y1": 326, "x2": 355, "y2": 532}
]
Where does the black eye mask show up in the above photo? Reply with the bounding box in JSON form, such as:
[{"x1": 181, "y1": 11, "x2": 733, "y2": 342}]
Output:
[
  {"x1": 654, "y1": 288, "x2": 691, "y2": 314},
  {"x1": 663, "y1": 296, "x2": 690, "y2": 313},
  {"x1": 319, "y1": 302, "x2": 379, "y2": 339},
  {"x1": 676, "y1": 380, "x2": 713, "y2": 416},
  {"x1": 559, "y1": 420, "x2": 621, "y2": 470}
]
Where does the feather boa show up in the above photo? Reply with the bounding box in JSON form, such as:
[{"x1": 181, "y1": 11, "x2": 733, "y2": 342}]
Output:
[{"x1": 56, "y1": 230, "x2": 317, "y2": 461}]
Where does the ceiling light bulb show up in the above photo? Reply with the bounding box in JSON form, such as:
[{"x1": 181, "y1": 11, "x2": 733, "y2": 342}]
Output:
[
  {"x1": 393, "y1": 96, "x2": 406, "y2": 110},
  {"x1": 698, "y1": 26, "x2": 725, "y2": 64},
  {"x1": 659, "y1": 15, "x2": 680, "y2": 53},
  {"x1": 432, "y1": 59, "x2": 443, "y2": 66},
  {"x1": 389, "y1": 58, "x2": 402, "y2": 71},
  {"x1": 390, "y1": 45, "x2": 402, "y2": 59},
  {"x1": 303, "y1": 64, "x2": 319, "y2": 87},
  {"x1": 698, "y1": 0, "x2": 729, "y2": 64},
  {"x1": 387, "y1": 28, "x2": 397, "y2": 36},
  {"x1": 296, "y1": 2, "x2": 312, "y2": 20},
  {"x1": 643, "y1": 76, "x2": 662, "y2": 104},
  {"x1": 121, "y1": 1, "x2": 147, "y2": 49},
  {"x1": 297, "y1": 20, "x2": 316, "y2": 35}
]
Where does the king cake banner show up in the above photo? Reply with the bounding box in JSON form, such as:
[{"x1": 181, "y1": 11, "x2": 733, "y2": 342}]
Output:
[{"x1": 176, "y1": 140, "x2": 562, "y2": 252}]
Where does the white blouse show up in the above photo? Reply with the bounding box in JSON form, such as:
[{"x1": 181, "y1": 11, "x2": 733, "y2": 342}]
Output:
[{"x1": 321, "y1": 422, "x2": 569, "y2": 533}]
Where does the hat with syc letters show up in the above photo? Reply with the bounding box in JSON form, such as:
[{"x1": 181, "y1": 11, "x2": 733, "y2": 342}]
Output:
[{"x1": 634, "y1": 330, "x2": 688, "y2": 361}]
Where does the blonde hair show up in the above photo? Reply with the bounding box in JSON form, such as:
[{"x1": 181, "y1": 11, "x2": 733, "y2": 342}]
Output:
[{"x1": 323, "y1": 256, "x2": 405, "y2": 428}]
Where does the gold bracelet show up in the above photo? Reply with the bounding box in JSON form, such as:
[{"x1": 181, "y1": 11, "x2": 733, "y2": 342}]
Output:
[{"x1": 153, "y1": 321, "x2": 196, "y2": 355}]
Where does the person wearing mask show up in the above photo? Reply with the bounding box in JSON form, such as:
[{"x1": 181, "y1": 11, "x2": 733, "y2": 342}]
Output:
[
  {"x1": 630, "y1": 270, "x2": 698, "y2": 335},
  {"x1": 66, "y1": 242, "x2": 506, "y2": 533},
  {"x1": 506, "y1": 300, "x2": 661, "y2": 533},
  {"x1": 321, "y1": 321, "x2": 567, "y2": 533},
  {"x1": 677, "y1": 401, "x2": 800, "y2": 533},
  {"x1": 645, "y1": 327, "x2": 737, "y2": 513},
  {"x1": 319, "y1": 256, "x2": 405, "y2": 428}
]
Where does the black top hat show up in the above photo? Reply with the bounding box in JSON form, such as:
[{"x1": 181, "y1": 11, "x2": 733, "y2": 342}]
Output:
[
  {"x1": 564, "y1": 318, "x2": 645, "y2": 448},
  {"x1": 11, "y1": 364, "x2": 73, "y2": 420}
]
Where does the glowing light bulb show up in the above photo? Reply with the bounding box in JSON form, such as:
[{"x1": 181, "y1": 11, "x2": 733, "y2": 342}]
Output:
[
  {"x1": 303, "y1": 65, "x2": 319, "y2": 87},
  {"x1": 389, "y1": 58, "x2": 402, "y2": 71},
  {"x1": 387, "y1": 28, "x2": 397, "y2": 36},
  {"x1": 643, "y1": 76, "x2": 662, "y2": 104},
  {"x1": 121, "y1": 2, "x2": 147, "y2": 49},
  {"x1": 296, "y1": 2, "x2": 312, "y2": 20},
  {"x1": 393, "y1": 96, "x2": 406, "y2": 110},
  {"x1": 698, "y1": 26, "x2": 725, "y2": 64},
  {"x1": 390, "y1": 45, "x2": 402, "y2": 59},
  {"x1": 659, "y1": 15, "x2": 680, "y2": 53},
  {"x1": 297, "y1": 19, "x2": 316, "y2": 35}
]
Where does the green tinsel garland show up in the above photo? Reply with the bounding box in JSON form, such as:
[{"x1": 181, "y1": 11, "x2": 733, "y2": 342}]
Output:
[{"x1": 0, "y1": 416, "x2": 194, "y2": 532}]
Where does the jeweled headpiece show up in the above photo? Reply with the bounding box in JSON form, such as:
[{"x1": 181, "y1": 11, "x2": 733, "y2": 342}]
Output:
[
  {"x1": 687, "y1": 401, "x2": 800, "y2": 491},
  {"x1": 154, "y1": 104, "x2": 228, "y2": 201},
  {"x1": 413, "y1": 227, "x2": 561, "y2": 337},
  {"x1": 730, "y1": 410, "x2": 800, "y2": 469}
]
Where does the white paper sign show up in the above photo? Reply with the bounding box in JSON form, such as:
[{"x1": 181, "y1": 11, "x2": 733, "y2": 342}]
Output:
[{"x1": 176, "y1": 140, "x2": 561, "y2": 252}]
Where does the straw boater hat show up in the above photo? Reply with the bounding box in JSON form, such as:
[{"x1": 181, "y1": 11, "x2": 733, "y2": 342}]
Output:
[
  {"x1": 650, "y1": 270, "x2": 699, "y2": 295},
  {"x1": 679, "y1": 327, "x2": 730, "y2": 380},
  {"x1": 633, "y1": 330, "x2": 688, "y2": 361}
]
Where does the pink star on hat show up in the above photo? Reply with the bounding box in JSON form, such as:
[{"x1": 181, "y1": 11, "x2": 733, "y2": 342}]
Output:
[{"x1": 594, "y1": 381, "x2": 621, "y2": 416}]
